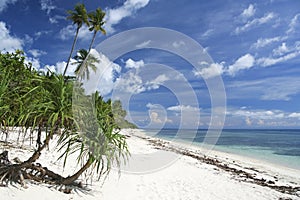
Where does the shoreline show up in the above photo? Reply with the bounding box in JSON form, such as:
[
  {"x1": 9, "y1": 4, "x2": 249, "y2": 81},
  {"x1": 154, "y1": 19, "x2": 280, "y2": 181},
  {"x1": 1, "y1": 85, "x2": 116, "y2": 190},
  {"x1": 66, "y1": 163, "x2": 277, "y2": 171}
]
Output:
[
  {"x1": 124, "y1": 129, "x2": 300, "y2": 197},
  {"x1": 140, "y1": 128, "x2": 300, "y2": 171},
  {"x1": 0, "y1": 128, "x2": 299, "y2": 199}
]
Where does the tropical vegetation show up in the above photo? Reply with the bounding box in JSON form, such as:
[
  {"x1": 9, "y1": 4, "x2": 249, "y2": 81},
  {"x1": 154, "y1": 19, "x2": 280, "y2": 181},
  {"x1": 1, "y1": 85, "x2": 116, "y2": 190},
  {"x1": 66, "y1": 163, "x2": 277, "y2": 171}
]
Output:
[{"x1": 0, "y1": 3, "x2": 135, "y2": 191}]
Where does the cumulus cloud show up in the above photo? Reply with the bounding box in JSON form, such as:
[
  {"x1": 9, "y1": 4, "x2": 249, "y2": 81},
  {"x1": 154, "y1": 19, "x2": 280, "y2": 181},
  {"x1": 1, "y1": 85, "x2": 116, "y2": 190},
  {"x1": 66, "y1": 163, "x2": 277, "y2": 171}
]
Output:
[
  {"x1": 272, "y1": 42, "x2": 289, "y2": 56},
  {"x1": 0, "y1": 21, "x2": 23, "y2": 52},
  {"x1": 235, "y1": 12, "x2": 275, "y2": 34},
  {"x1": 25, "y1": 56, "x2": 41, "y2": 70},
  {"x1": 289, "y1": 113, "x2": 300, "y2": 118},
  {"x1": 125, "y1": 58, "x2": 145, "y2": 69},
  {"x1": 0, "y1": 0, "x2": 17, "y2": 13},
  {"x1": 193, "y1": 62, "x2": 225, "y2": 79},
  {"x1": 43, "y1": 59, "x2": 76, "y2": 76},
  {"x1": 104, "y1": 0, "x2": 150, "y2": 34},
  {"x1": 227, "y1": 54, "x2": 255, "y2": 76},
  {"x1": 81, "y1": 49, "x2": 122, "y2": 96},
  {"x1": 115, "y1": 72, "x2": 145, "y2": 94},
  {"x1": 115, "y1": 72, "x2": 170, "y2": 95},
  {"x1": 145, "y1": 74, "x2": 169, "y2": 90},
  {"x1": 240, "y1": 4, "x2": 256, "y2": 20},
  {"x1": 149, "y1": 111, "x2": 164, "y2": 124}
]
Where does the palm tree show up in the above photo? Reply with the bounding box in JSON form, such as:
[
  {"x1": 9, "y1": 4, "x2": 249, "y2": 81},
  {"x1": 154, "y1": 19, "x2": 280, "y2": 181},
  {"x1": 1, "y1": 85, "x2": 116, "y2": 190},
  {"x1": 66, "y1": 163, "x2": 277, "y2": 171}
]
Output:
[
  {"x1": 88, "y1": 8, "x2": 106, "y2": 52},
  {"x1": 73, "y1": 49, "x2": 99, "y2": 80},
  {"x1": 63, "y1": 3, "x2": 89, "y2": 77}
]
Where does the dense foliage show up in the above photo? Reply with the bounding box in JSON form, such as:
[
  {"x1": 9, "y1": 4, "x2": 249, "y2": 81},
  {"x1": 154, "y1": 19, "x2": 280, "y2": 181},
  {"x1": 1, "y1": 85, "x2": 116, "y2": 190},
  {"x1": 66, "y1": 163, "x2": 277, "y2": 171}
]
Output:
[
  {"x1": 0, "y1": 3, "x2": 137, "y2": 189},
  {"x1": 0, "y1": 51, "x2": 131, "y2": 187}
]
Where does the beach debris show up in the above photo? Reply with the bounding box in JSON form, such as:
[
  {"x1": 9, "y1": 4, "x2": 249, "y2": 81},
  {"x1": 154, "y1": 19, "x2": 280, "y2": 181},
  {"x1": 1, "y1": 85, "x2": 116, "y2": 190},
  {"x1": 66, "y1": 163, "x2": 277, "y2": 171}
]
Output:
[{"x1": 140, "y1": 135, "x2": 300, "y2": 198}]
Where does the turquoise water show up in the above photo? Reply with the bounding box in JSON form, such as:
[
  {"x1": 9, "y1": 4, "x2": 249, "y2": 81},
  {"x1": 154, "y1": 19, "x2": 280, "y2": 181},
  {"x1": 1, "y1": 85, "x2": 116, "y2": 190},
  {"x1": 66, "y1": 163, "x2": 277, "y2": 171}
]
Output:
[{"x1": 144, "y1": 129, "x2": 300, "y2": 170}]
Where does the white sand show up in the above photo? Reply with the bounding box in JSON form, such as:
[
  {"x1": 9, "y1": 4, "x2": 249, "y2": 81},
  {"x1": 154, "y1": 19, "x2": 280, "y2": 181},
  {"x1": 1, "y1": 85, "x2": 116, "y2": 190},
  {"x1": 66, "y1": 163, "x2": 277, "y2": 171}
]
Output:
[{"x1": 0, "y1": 128, "x2": 299, "y2": 200}]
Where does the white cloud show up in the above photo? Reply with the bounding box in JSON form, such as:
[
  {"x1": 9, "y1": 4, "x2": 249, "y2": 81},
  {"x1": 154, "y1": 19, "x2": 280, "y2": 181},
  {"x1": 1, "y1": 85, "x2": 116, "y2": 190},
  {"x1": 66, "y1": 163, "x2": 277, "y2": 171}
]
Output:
[
  {"x1": 226, "y1": 107, "x2": 300, "y2": 127},
  {"x1": 256, "y1": 41, "x2": 300, "y2": 67},
  {"x1": 245, "y1": 117, "x2": 252, "y2": 125},
  {"x1": 59, "y1": 25, "x2": 92, "y2": 41},
  {"x1": 25, "y1": 56, "x2": 41, "y2": 71},
  {"x1": 272, "y1": 42, "x2": 289, "y2": 56},
  {"x1": 251, "y1": 36, "x2": 282, "y2": 49},
  {"x1": 235, "y1": 12, "x2": 275, "y2": 34},
  {"x1": 232, "y1": 109, "x2": 285, "y2": 120},
  {"x1": 125, "y1": 58, "x2": 145, "y2": 69},
  {"x1": 28, "y1": 49, "x2": 47, "y2": 58},
  {"x1": 227, "y1": 54, "x2": 255, "y2": 76},
  {"x1": 136, "y1": 40, "x2": 151, "y2": 48},
  {"x1": 104, "y1": 0, "x2": 150, "y2": 34},
  {"x1": 40, "y1": 0, "x2": 58, "y2": 24},
  {"x1": 115, "y1": 72, "x2": 170, "y2": 95},
  {"x1": 115, "y1": 72, "x2": 145, "y2": 94},
  {"x1": 145, "y1": 74, "x2": 169, "y2": 90},
  {"x1": 146, "y1": 103, "x2": 161, "y2": 109},
  {"x1": 257, "y1": 51, "x2": 300, "y2": 67},
  {"x1": 40, "y1": 0, "x2": 55, "y2": 15},
  {"x1": 201, "y1": 29, "x2": 214, "y2": 38},
  {"x1": 167, "y1": 105, "x2": 199, "y2": 112},
  {"x1": 240, "y1": 4, "x2": 256, "y2": 20},
  {"x1": 34, "y1": 30, "x2": 52, "y2": 40},
  {"x1": 0, "y1": 0, "x2": 17, "y2": 13},
  {"x1": 286, "y1": 13, "x2": 300, "y2": 34},
  {"x1": 45, "y1": 59, "x2": 76, "y2": 76},
  {"x1": 149, "y1": 111, "x2": 164, "y2": 124},
  {"x1": 0, "y1": 21, "x2": 23, "y2": 52},
  {"x1": 172, "y1": 41, "x2": 185, "y2": 49},
  {"x1": 81, "y1": 49, "x2": 122, "y2": 96},
  {"x1": 289, "y1": 113, "x2": 300, "y2": 118},
  {"x1": 24, "y1": 34, "x2": 33, "y2": 46},
  {"x1": 194, "y1": 62, "x2": 225, "y2": 79}
]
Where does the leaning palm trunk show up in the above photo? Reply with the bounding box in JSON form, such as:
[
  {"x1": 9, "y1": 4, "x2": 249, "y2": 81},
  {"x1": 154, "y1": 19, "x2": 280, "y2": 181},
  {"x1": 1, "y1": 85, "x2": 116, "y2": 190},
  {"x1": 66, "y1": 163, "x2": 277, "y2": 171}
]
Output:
[
  {"x1": 88, "y1": 31, "x2": 97, "y2": 53},
  {"x1": 63, "y1": 27, "x2": 80, "y2": 77},
  {"x1": 61, "y1": 155, "x2": 93, "y2": 185}
]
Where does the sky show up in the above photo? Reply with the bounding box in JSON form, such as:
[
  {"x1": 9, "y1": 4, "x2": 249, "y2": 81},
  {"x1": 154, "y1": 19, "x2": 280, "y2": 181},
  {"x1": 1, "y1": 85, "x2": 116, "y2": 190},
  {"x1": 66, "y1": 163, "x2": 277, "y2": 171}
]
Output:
[{"x1": 0, "y1": 0, "x2": 300, "y2": 129}]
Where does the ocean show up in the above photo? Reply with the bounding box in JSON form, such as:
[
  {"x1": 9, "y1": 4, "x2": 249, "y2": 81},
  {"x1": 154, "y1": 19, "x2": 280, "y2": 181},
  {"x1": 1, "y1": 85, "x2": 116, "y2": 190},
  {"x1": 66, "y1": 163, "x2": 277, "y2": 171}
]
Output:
[{"x1": 143, "y1": 129, "x2": 300, "y2": 170}]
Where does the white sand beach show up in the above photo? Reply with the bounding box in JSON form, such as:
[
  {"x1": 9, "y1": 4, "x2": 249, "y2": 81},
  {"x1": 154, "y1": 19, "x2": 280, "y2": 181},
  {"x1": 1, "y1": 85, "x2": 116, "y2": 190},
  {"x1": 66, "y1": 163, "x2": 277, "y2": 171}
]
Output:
[{"x1": 0, "y1": 128, "x2": 299, "y2": 200}]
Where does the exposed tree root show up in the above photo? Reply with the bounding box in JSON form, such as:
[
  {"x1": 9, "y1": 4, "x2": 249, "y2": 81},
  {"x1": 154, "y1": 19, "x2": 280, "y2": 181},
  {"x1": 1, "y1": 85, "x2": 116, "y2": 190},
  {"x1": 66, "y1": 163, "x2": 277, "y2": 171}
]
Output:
[{"x1": 0, "y1": 150, "x2": 83, "y2": 193}]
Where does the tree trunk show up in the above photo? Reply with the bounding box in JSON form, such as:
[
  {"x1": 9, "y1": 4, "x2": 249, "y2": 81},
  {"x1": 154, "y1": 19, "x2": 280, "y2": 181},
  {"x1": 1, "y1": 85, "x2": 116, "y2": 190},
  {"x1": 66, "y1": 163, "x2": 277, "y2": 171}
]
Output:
[
  {"x1": 61, "y1": 155, "x2": 93, "y2": 185},
  {"x1": 88, "y1": 31, "x2": 97, "y2": 53},
  {"x1": 63, "y1": 27, "x2": 80, "y2": 77}
]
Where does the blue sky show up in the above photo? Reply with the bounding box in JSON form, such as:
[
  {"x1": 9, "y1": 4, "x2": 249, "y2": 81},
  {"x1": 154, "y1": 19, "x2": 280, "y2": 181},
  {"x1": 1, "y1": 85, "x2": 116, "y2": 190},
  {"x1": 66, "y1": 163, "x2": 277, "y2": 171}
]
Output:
[{"x1": 0, "y1": 0, "x2": 300, "y2": 129}]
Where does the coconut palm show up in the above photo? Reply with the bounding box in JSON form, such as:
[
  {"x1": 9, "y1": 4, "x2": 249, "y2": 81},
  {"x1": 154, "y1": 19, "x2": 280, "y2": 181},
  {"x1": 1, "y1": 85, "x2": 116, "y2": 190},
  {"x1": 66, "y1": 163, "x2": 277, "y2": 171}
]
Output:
[
  {"x1": 73, "y1": 49, "x2": 99, "y2": 80},
  {"x1": 63, "y1": 3, "x2": 89, "y2": 77},
  {"x1": 88, "y1": 8, "x2": 106, "y2": 52}
]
